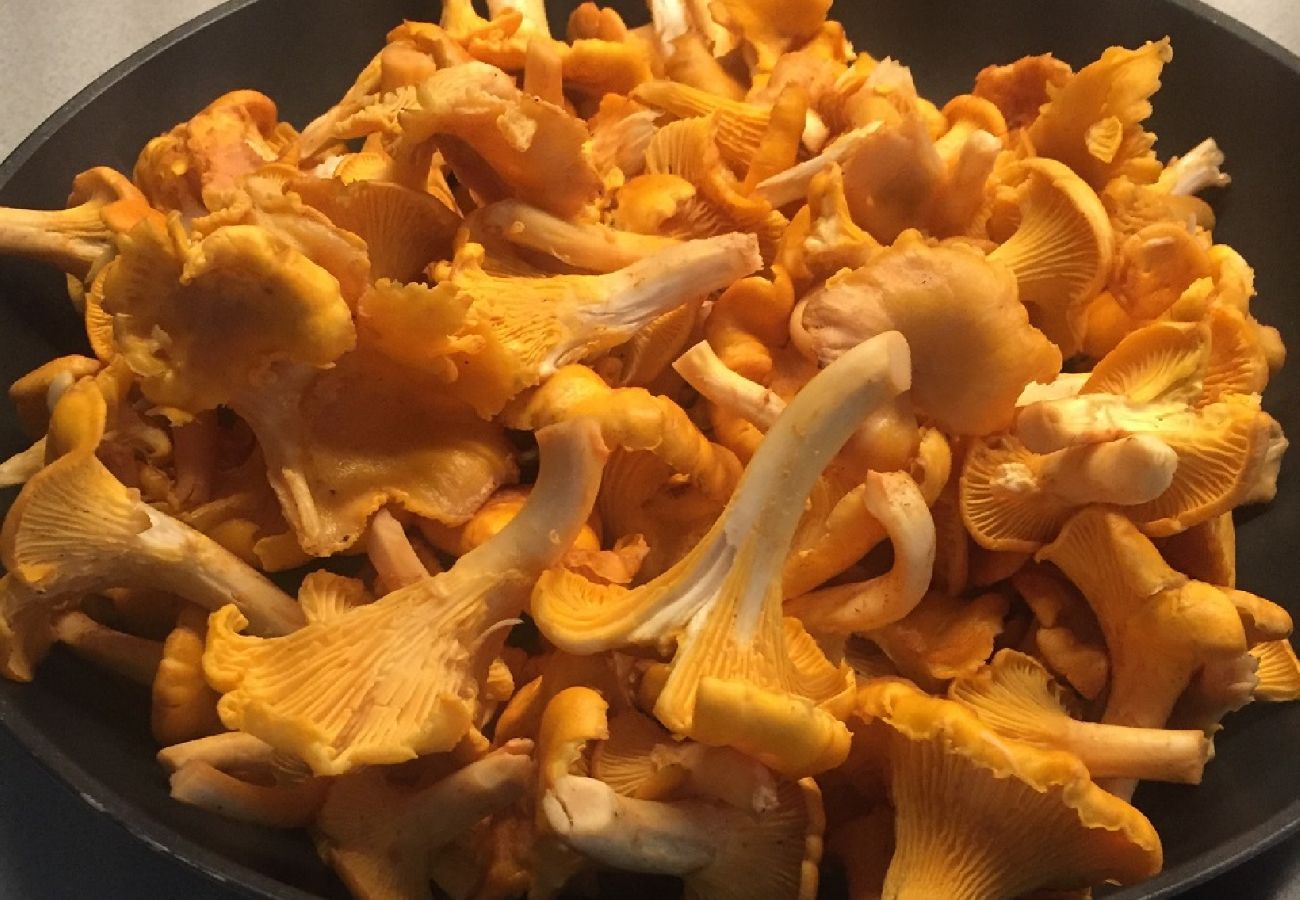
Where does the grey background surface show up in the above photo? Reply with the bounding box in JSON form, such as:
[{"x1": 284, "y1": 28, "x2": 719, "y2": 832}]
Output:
[{"x1": 1, "y1": 0, "x2": 1299, "y2": 898}]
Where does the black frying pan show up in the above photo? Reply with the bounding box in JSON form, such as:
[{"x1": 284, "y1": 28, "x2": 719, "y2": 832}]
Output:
[{"x1": 1, "y1": 0, "x2": 1298, "y2": 897}]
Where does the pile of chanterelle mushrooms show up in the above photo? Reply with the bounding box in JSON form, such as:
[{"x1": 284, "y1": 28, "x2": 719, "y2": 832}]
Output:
[{"x1": 0, "y1": 0, "x2": 1293, "y2": 897}]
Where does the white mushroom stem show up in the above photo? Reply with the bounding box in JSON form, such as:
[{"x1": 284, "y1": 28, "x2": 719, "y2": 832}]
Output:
[
  {"x1": 545, "y1": 232, "x2": 763, "y2": 376},
  {"x1": 1043, "y1": 721, "x2": 1213, "y2": 783},
  {"x1": 365, "y1": 509, "x2": 429, "y2": 594},
  {"x1": 169, "y1": 761, "x2": 327, "y2": 828},
  {"x1": 675, "y1": 744, "x2": 779, "y2": 813},
  {"x1": 785, "y1": 472, "x2": 935, "y2": 633},
  {"x1": 158, "y1": 731, "x2": 277, "y2": 774},
  {"x1": 544, "y1": 775, "x2": 736, "y2": 875},
  {"x1": 1158, "y1": 138, "x2": 1230, "y2": 196},
  {"x1": 478, "y1": 200, "x2": 679, "y2": 272},
  {"x1": 673, "y1": 341, "x2": 786, "y2": 430},
  {"x1": 995, "y1": 435, "x2": 1177, "y2": 507},
  {"x1": 52, "y1": 611, "x2": 162, "y2": 686},
  {"x1": 1016, "y1": 395, "x2": 1187, "y2": 454},
  {"x1": 755, "y1": 124, "x2": 881, "y2": 208}
]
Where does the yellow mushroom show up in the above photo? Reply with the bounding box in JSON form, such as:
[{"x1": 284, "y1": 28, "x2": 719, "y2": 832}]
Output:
[
  {"x1": 534, "y1": 333, "x2": 914, "y2": 775},
  {"x1": 796, "y1": 232, "x2": 1061, "y2": 436},
  {"x1": 858, "y1": 678, "x2": 1162, "y2": 898},
  {"x1": 1026, "y1": 39, "x2": 1172, "y2": 190},
  {"x1": 784, "y1": 471, "x2": 936, "y2": 633},
  {"x1": 151, "y1": 603, "x2": 223, "y2": 746},
  {"x1": 134, "y1": 90, "x2": 299, "y2": 216},
  {"x1": 951, "y1": 649, "x2": 1212, "y2": 784},
  {"x1": 1037, "y1": 508, "x2": 1251, "y2": 795},
  {"x1": 204, "y1": 419, "x2": 606, "y2": 776},
  {"x1": 986, "y1": 158, "x2": 1114, "y2": 354},
  {"x1": 973, "y1": 53, "x2": 1073, "y2": 131},
  {"x1": 397, "y1": 61, "x2": 602, "y2": 217}
]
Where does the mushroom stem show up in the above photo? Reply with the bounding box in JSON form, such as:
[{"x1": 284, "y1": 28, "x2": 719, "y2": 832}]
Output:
[
  {"x1": 0, "y1": 202, "x2": 108, "y2": 275},
  {"x1": 543, "y1": 775, "x2": 723, "y2": 875},
  {"x1": 53, "y1": 611, "x2": 162, "y2": 685},
  {"x1": 1055, "y1": 719, "x2": 1212, "y2": 783},
  {"x1": 1016, "y1": 395, "x2": 1186, "y2": 453},
  {"x1": 168, "y1": 761, "x2": 326, "y2": 828},
  {"x1": 477, "y1": 200, "x2": 679, "y2": 272},
  {"x1": 786, "y1": 471, "x2": 935, "y2": 633},
  {"x1": 365, "y1": 509, "x2": 429, "y2": 593},
  {"x1": 158, "y1": 731, "x2": 276, "y2": 773},
  {"x1": 673, "y1": 340, "x2": 786, "y2": 431},
  {"x1": 1034, "y1": 434, "x2": 1176, "y2": 505}
]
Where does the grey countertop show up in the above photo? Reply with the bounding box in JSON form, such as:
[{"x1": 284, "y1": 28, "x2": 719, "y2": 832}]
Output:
[{"x1": 1, "y1": 1, "x2": 1300, "y2": 899}]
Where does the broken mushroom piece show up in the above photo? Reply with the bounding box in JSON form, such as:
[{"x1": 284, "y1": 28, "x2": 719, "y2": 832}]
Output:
[
  {"x1": 315, "y1": 741, "x2": 536, "y2": 900},
  {"x1": 543, "y1": 774, "x2": 824, "y2": 900},
  {"x1": 204, "y1": 419, "x2": 607, "y2": 776},
  {"x1": 950, "y1": 650, "x2": 1212, "y2": 784},
  {"x1": 1251, "y1": 640, "x2": 1300, "y2": 702},
  {"x1": 859, "y1": 678, "x2": 1162, "y2": 899},
  {"x1": 796, "y1": 233, "x2": 1061, "y2": 436},
  {"x1": 534, "y1": 332, "x2": 914, "y2": 776}
]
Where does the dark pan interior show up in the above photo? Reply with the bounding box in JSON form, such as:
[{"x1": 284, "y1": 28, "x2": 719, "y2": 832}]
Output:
[{"x1": 0, "y1": 0, "x2": 1297, "y2": 897}]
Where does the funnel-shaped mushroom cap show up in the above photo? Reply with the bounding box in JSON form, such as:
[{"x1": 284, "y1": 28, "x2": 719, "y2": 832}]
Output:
[
  {"x1": 204, "y1": 419, "x2": 608, "y2": 775},
  {"x1": 401, "y1": 62, "x2": 601, "y2": 217},
  {"x1": 859, "y1": 679, "x2": 1162, "y2": 899},
  {"x1": 289, "y1": 174, "x2": 460, "y2": 283},
  {"x1": 987, "y1": 158, "x2": 1113, "y2": 354},
  {"x1": 797, "y1": 234, "x2": 1061, "y2": 436},
  {"x1": 103, "y1": 217, "x2": 356, "y2": 417},
  {"x1": 1038, "y1": 508, "x2": 1248, "y2": 739},
  {"x1": 951, "y1": 650, "x2": 1212, "y2": 784},
  {"x1": 544, "y1": 774, "x2": 824, "y2": 900},
  {"x1": 314, "y1": 741, "x2": 535, "y2": 900},
  {"x1": 1081, "y1": 319, "x2": 1209, "y2": 404},
  {"x1": 1110, "y1": 221, "x2": 1211, "y2": 321},
  {"x1": 534, "y1": 333, "x2": 914, "y2": 776},
  {"x1": 631, "y1": 81, "x2": 774, "y2": 172},
  {"x1": 1027, "y1": 39, "x2": 1172, "y2": 190},
  {"x1": 363, "y1": 232, "x2": 760, "y2": 417}
]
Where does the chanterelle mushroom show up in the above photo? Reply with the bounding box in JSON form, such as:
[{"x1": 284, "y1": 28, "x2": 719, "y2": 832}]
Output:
[
  {"x1": 950, "y1": 649, "x2": 1213, "y2": 784},
  {"x1": 1038, "y1": 507, "x2": 1251, "y2": 796},
  {"x1": 858, "y1": 678, "x2": 1162, "y2": 899},
  {"x1": 204, "y1": 419, "x2": 608, "y2": 775},
  {"x1": 795, "y1": 232, "x2": 1061, "y2": 436},
  {"x1": 533, "y1": 332, "x2": 914, "y2": 776}
]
